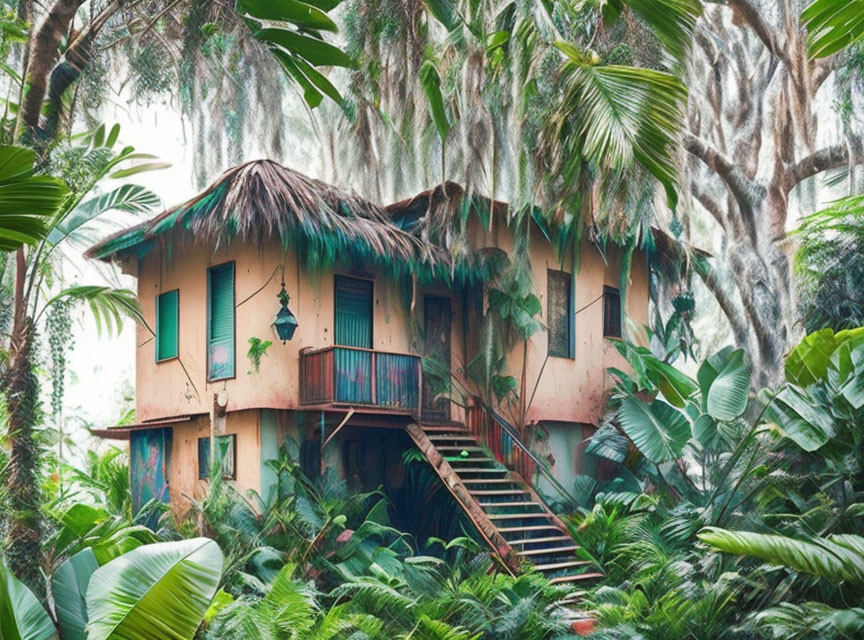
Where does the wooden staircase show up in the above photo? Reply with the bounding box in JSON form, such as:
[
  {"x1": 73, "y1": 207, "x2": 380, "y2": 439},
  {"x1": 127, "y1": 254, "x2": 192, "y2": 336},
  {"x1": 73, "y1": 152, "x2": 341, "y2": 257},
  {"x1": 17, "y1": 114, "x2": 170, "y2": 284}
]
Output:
[{"x1": 405, "y1": 422, "x2": 603, "y2": 586}]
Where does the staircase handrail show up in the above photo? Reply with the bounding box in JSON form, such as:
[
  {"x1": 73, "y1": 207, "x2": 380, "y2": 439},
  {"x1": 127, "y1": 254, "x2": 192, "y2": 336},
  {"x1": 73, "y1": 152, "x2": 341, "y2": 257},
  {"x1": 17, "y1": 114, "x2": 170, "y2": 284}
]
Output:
[{"x1": 477, "y1": 400, "x2": 580, "y2": 511}]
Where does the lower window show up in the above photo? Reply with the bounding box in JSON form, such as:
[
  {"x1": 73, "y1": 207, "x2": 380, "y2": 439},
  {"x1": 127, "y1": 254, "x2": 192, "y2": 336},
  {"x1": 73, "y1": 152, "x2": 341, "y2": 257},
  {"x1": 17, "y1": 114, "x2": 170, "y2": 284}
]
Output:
[{"x1": 198, "y1": 434, "x2": 237, "y2": 480}]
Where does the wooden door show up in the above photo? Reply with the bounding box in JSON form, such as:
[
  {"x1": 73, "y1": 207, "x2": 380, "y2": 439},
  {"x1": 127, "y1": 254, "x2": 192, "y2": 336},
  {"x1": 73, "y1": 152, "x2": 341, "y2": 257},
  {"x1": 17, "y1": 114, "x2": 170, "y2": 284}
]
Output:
[{"x1": 422, "y1": 295, "x2": 452, "y2": 421}]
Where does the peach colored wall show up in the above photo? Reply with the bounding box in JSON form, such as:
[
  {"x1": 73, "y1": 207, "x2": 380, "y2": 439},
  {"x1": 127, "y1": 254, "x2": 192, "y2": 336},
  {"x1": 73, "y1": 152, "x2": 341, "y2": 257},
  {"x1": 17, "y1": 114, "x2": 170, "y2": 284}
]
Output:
[
  {"x1": 463, "y1": 217, "x2": 650, "y2": 425},
  {"x1": 168, "y1": 409, "x2": 261, "y2": 517},
  {"x1": 133, "y1": 222, "x2": 647, "y2": 427},
  {"x1": 135, "y1": 234, "x2": 464, "y2": 422}
]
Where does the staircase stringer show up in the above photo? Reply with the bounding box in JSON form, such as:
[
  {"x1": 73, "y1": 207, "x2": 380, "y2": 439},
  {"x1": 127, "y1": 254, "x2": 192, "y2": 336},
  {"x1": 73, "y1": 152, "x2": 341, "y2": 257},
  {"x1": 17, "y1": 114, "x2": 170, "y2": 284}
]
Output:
[{"x1": 404, "y1": 423, "x2": 523, "y2": 574}]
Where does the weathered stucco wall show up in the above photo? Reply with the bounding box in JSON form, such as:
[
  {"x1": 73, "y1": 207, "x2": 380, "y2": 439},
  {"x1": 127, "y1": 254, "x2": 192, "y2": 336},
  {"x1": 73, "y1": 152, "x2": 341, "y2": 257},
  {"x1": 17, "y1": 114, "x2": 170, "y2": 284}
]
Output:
[
  {"x1": 464, "y1": 217, "x2": 650, "y2": 426},
  {"x1": 134, "y1": 220, "x2": 647, "y2": 428},
  {"x1": 167, "y1": 409, "x2": 261, "y2": 516},
  {"x1": 135, "y1": 235, "x2": 465, "y2": 422}
]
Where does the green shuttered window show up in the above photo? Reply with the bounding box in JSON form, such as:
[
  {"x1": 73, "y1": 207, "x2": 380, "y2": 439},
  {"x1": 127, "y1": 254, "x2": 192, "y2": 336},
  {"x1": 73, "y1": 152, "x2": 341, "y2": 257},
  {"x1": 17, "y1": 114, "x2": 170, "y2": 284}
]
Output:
[
  {"x1": 156, "y1": 290, "x2": 179, "y2": 362},
  {"x1": 197, "y1": 435, "x2": 237, "y2": 480},
  {"x1": 547, "y1": 269, "x2": 573, "y2": 358},
  {"x1": 335, "y1": 276, "x2": 373, "y2": 348},
  {"x1": 208, "y1": 262, "x2": 235, "y2": 380}
]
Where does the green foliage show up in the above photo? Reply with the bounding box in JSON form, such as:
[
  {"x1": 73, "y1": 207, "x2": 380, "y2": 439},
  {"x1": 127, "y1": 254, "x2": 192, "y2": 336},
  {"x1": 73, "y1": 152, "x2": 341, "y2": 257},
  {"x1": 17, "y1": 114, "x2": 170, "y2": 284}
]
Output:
[
  {"x1": 246, "y1": 336, "x2": 273, "y2": 374},
  {"x1": 550, "y1": 43, "x2": 688, "y2": 208},
  {"x1": 420, "y1": 58, "x2": 453, "y2": 145},
  {"x1": 0, "y1": 561, "x2": 55, "y2": 640},
  {"x1": 615, "y1": 395, "x2": 691, "y2": 463},
  {"x1": 577, "y1": 325, "x2": 864, "y2": 638},
  {"x1": 699, "y1": 528, "x2": 864, "y2": 587},
  {"x1": 239, "y1": 0, "x2": 352, "y2": 108},
  {"x1": 785, "y1": 326, "x2": 864, "y2": 387},
  {"x1": 697, "y1": 347, "x2": 751, "y2": 421},
  {"x1": 0, "y1": 145, "x2": 67, "y2": 251},
  {"x1": 601, "y1": 0, "x2": 703, "y2": 60},
  {"x1": 42, "y1": 286, "x2": 143, "y2": 338},
  {"x1": 795, "y1": 197, "x2": 864, "y2": 332},
  {"x1": 51, "y1": 549, "x2": 99, "y2": 640},
  {"x1": 802, "y1": 0, "x2": 864, "y2": 58},
  {"x1": 46, "y1": 300, "x2": 73, "y2": 420},
  {"x1": 87, "y1": 538, "x2": 224, "y2": 640}
]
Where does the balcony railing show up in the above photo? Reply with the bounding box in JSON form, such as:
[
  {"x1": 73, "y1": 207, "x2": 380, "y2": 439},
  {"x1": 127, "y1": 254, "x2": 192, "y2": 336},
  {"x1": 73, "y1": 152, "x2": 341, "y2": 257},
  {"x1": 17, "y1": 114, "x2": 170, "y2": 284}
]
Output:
[{"x1": 300, "y1": 345, "x2": 422, "y2": 413}]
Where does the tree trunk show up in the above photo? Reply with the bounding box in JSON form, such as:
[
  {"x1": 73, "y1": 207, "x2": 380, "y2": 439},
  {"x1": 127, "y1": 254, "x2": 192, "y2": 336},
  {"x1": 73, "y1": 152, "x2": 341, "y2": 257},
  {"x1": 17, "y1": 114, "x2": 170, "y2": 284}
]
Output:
[
  {"x1": 684, "y1": 3, "x2": 854, "y2": 385},
  {"x1": 18, "y1": 0, "x2": 85, "y2": 132},
  {"x1": 1, "y1": 316, "x2": 43, "y2": 596}
]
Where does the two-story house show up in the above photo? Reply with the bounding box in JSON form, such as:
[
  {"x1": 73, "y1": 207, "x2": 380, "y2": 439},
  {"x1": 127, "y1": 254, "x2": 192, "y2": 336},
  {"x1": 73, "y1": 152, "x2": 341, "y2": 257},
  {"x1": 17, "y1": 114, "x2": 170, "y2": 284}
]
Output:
[{"x1": 88, "y1": 160, "x2": 650, "y2": 584}]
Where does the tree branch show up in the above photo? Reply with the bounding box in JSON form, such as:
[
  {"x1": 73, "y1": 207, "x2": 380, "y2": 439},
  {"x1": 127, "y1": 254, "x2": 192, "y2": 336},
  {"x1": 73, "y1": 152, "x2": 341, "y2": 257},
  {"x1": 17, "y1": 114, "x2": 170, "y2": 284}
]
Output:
[
  {"x1": 691, "y1": 182, "x2": 728, "y2": 232},
  {"x1": 41, "y1": 1, "x2": 123, "y2": 139},
  {"x1": 684, "y1": 131, "x2": 757, "y2": 210},
  {"x1": 694, "y1": 260, "x2": 750, "y2": 348},
  {"x1": 708, "y1": 0, "x2": 789, "y2": 66},
  {"x1": 19, "y1": 0, "x2": 86, "y2": 131},
  {"x1": 786, "y1": 144, "x2": 851, "y2": 191}
]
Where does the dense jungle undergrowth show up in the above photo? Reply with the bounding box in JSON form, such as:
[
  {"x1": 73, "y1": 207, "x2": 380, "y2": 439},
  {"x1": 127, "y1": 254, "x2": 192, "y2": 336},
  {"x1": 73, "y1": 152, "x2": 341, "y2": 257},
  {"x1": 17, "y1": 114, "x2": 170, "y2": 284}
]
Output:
[{"x1": 1, "y1": 319, "x2": 863, "y2": 639}]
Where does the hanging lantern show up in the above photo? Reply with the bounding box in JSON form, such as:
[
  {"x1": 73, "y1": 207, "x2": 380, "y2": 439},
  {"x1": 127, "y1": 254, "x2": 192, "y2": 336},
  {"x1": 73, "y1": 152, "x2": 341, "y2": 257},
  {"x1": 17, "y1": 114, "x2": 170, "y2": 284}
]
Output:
[{"x1": 273, "y1": 282, "x2": 298, "y2": 343}]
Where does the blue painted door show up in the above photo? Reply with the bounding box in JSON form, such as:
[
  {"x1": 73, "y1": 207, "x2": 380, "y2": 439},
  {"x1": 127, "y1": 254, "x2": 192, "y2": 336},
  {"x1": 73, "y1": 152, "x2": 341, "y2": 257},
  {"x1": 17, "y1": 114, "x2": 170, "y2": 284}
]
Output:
[
  {"x1": 334, "y1": 276, "x2": 373, "y2": 403},
  {"x1": 130, "y1": 428, "x2": 171, "y2": 529}
]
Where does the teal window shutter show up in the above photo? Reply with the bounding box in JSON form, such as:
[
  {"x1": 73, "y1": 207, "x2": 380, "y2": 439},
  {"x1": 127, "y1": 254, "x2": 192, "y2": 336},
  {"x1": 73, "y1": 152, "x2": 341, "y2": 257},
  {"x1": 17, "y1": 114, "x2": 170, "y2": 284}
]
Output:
[
  {"x1": 208, "y1": 263, "x2": 235, "y2": 380},
  {"x1": 156, "y1": 290, "x2": 179, "y2": 361},
  {"x1": 197, "y1": 435, "x2": 237, "y2": 479},
  {"x1": 335, "y1": 276, "x2": 373, "y2": 348}
]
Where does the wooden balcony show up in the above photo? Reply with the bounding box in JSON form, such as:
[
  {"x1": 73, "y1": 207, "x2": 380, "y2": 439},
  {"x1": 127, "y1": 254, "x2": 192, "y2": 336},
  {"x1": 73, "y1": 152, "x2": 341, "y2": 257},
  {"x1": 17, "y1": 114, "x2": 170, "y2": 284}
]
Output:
[{"x1": 300, "y1": 345, "x2": 422, "y2": 414}]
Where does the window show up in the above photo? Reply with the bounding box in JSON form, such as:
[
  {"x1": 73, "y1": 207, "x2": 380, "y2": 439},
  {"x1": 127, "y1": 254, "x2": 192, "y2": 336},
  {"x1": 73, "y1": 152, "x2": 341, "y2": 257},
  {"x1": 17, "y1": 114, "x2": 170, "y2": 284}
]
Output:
[
  {"x1": 155, "y1": 290, "x2": 179, "y2": 361},
  {"x1": 198, "y1": 435, "x2": 237, "y2": 480},
  {"x1": 603, "y1": 286, "x2": 622, "y2": 338},
  {"x1": 334, "y1": 275, "x2": 373, "y2": 348},
  {"x1": 547, "y1": 269, "x2": 573, "y2": 358},
  {"x1": 207, "y1": 262, "x2": 235, "y2": 380}
]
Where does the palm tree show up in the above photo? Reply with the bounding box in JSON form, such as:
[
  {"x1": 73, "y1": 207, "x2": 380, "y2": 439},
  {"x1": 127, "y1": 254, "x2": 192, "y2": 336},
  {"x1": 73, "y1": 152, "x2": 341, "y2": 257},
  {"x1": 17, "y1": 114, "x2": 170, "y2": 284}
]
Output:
[{"x1": 2, "y1": 130, "x2": 158, "y2": 594}]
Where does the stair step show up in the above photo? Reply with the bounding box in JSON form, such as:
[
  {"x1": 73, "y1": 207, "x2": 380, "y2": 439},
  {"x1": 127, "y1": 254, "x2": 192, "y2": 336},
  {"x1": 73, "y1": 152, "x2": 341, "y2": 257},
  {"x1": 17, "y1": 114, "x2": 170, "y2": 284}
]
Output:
[
  {"x1": 461, "y1": 478, "x2": 519, "y2": 484},
  {"x1": 436, "y1": 446, "x2": 484, "y2": 452},
  {"x1": 469, "y1": 489, "x2": 528, "y2": 496},
  {"x1": 533, "y1": 560, "x2": 592, "y2": 572},
  {"x1": 478, "y1": 501, "x2": 542, "y2": 508},
  {"x1": 487, "y1": 513, "x2": 555, "y2": 521},
  {"x1": 499, "y1": 525, "x2": 563, "y2": 534},
  {"x1": 549, "y1": 573, "x2": 604, "y2": 585},
  {"x1": 518, "y1": 545, "x2": 579, "y2": 557},
  {"x1": 508, "y1": 535, "x2": 572, "y2": 546},
  {"x1": 428, "y1": 434, "x2": 479, "y2": 442},
  {"x1": 452, "y1": 468, "x2": 509, "y2": 473},
  {"x1": 421, "y1": 425, "x2": 469, "y2": 432},
  {"x1": 446, "y1": 457, "x2": 496, "y2": 463}
]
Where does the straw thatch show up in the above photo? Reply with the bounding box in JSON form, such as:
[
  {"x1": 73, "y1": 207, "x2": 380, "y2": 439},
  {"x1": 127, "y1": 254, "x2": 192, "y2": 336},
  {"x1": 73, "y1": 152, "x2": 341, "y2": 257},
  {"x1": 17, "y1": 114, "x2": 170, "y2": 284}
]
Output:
[{"x1": 87, "y1": 160, "x2": 449, "y2": 277}]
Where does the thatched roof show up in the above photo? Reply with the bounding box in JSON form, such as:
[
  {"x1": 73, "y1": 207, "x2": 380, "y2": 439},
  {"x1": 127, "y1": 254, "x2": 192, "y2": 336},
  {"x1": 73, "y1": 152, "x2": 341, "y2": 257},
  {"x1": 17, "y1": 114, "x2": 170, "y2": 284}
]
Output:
[
  {"x1": 386, "y1": 181, "x2": 509, "y2": 233},
  {"x1": 386, "y1": 182, "x2": 516, "y2": 277},
  {"x1": 86, "y1": 160, "x2": 448, "y2": 277}
]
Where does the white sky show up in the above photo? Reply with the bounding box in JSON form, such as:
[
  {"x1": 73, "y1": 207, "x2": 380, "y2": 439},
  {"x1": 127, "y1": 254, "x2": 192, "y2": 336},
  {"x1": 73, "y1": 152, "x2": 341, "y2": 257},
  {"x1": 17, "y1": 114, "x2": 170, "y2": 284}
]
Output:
[{"x1": 63, "y1": 100, "x2": 197, "y2": 441}]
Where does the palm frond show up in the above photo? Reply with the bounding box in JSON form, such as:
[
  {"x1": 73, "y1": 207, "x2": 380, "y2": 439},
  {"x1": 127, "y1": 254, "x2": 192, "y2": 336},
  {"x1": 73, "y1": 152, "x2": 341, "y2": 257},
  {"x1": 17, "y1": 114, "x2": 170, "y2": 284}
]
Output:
[
  {"x1": 43, "y1": 286, "x2": 143, "y2": 337},
  {"x1": 802, "y1": 0, "x2": 864, "y2": 58},
  {"x1": 0, "y1": 145, "x2": 67, "y2": 251},
  {"x1": 699, "y1": 527, "x2": 864, "y2": 587}
]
